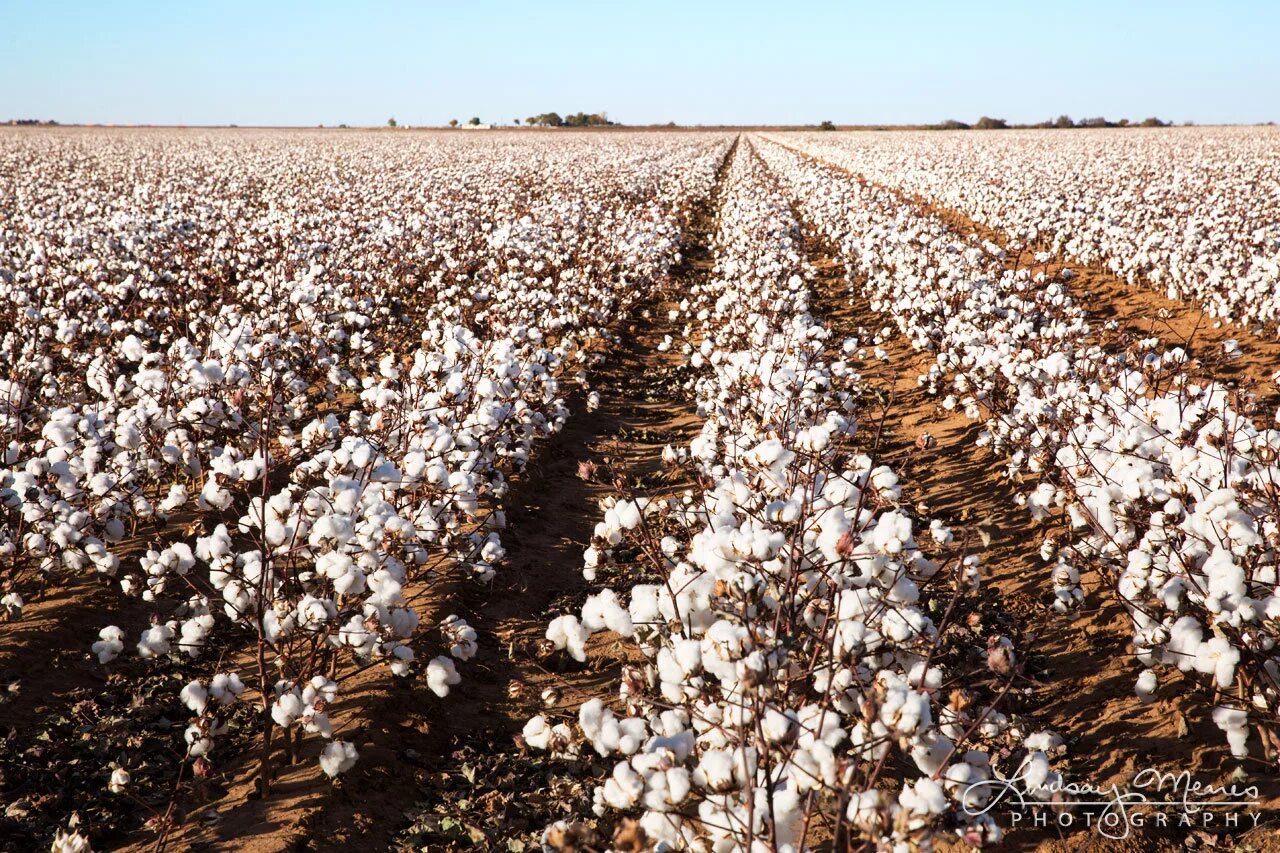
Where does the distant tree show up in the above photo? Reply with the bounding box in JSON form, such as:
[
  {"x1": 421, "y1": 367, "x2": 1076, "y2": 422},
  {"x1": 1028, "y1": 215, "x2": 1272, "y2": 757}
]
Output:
[
  {"x1": 531, "y1": 112, "x2": 564, "y2": 127},
  {"x1": 938, "y1": 119, "x2": 970, "y2": 130},
  {"x1": 666, "y1": 121, "x2": 677, "y2": 127},
  {"x1": 526, "y1": 116, "x2": 537, "y2": 126},
  {"x1": 1053, "y1": 114, "x2": 1074, "y2": 128},
  {"x1": 974, "y1": 116, "x2": 1008, "y2": 130},
  {"x1": 339, "y1": 123, "x2": 349, "y2": 128},
  {"x1": 387, "y1": 117, "x2": 396, "y2": 127},
  {"x1": 1117, "y1": 118, "x2": 1130, "y2": 127},
  {"x1": 1077, "y1": 116, "x2": 1110, "y2": 128},
  {"x1": 448, "y1": 118, "x2": 459, "y2": 127},
  {"x1": 1139, "y1": 116, "x2": 1167, "y2": 127},
  {"x1": 469, "y1": 116, "x2": 481, "y2": 126},
  {"x1": 818, "y1": 120, "x2": 836, "y2": 131},
  {"x1": 513, "y1": 118, "x2": 521, "y2": 125}
]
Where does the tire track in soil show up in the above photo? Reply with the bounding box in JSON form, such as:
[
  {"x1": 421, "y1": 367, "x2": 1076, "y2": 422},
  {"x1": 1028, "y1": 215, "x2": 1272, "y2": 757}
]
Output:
[
  {"x1": 752, "y1": 136, "x2": 1280, "y2": 851},
  {"x1": 290, "y1": 137, "x2": 739, "y2": 851}
]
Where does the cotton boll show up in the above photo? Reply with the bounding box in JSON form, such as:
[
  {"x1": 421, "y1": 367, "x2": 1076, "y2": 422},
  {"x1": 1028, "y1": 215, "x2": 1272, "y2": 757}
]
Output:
[
  {"x1": 898, "y1": 777, "x2": 948, "y2": 817},
  {"x1": 546, "y1": 614, "x2": 590, "y2": 662},
  {"x1": 92, "y1": 625, "x2": 125, "y2": 663},
  {"x1": 1113, "y1": 667, "x2": 1151, "y2": 712},
  {"x1": 272, "y1": 691, "x2": 304, "y2": 728},
  {"x1": 693, "y1": 749, "x2": 737, "y2": 793},
  {"x1": 426, "y1": 655, "x2": 461, "y2": 697},
  {"x1": 523, "y1": 715, "x2": 553, "y2": 751},
  {"x1": 319, "y1": 739, "x2": 359, "y2": 777},
  {"x1": 180, "y1": 680, "x2": 209, "y2": 713},
  {"x1": 209, "y1": 672, "x2": 245, "y2": 704},
  {"x1": 108, "y1": 766, "x2": 131, "y2": 794},
  {"x1": 136, "y1": 621, "x2": 175, "y2": 659},
  {"x1": 1212, "y1": 706, "x2": 1250, "y2": 758}
]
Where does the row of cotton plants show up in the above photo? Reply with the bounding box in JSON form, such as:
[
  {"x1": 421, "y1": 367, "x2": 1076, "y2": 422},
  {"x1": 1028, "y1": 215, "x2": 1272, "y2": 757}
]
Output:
[
  {"x1": 774, "y1": 127, "x2": 1280, "y2": 333},
  {"x1": 525, "y1": 141, "x2": 1059, "y2": 852},
  {"x1": 756, "y1": 135, "x2": 1280, "y2": 766},
  {"x1": 0, "y1": 129, "x2": 730, "y2": 845}
]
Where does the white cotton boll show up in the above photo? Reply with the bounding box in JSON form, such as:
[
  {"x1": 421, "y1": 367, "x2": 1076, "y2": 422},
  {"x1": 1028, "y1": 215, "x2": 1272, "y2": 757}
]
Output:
[
  {"x1": 578, "y1": 698, "x2": 608, "y2": 741},
  {"x1": 319, "y1": 739, "x2": 358, "y2": 777},
  {"x1": 442, "y1": 614, "x2": 478, "y2": 660},
  {"x1": 210, "y1": 672, "x2": 245, "y2": 704},
  {"x1": 1193, "y1": 636, "x2": 1240, "y2": 689},
  {"x1": 1023, "y1": 731, "x2": 1063, "y2": 753},
  {"x1": 184, "y1": 725, "x2": 213, "y2": 757},
  {"x1": 581, "y1": 589, "x2": 634, "y2": 637},
  {"x1": 426, "y1": 655, "x2": 461, "y2": 697},
  {"x1": 92, "y1": 625, "x2": 125, "y2": 663},
  {"x1": 910, "y1": 731, "x2": 955, "y2": 775},
  {"x1": 602, "y1": 760, "x2": 645, "y2": 809},
  {"x1": 108, "y1": 766, "x2": 131, "y2": 794},
  {"x1": 616, "y1": 718, "x2": 647, "y2": 755},
  {"x1": 136, "y1": 622, "x2": 175, "y2": 659},
  {"x1": 388, "y1": 644, "x2": 415, "y2": 677},
  {"x1": 1135, "y1": 669, "x2": 1158, "y2": 703},
  {"x1": 272, "y1": 692, "x2": 304, "y2": 727},
  {"x1": 546, "y1": 614, "x2": 590, "y2": 662},
  {"x1": 332, "y1": 567, "x2": 366, "y2": 596},
  {"x1": 180, "y1": 680, "x2": 209, "y2": 713},
  {"x1": 845, "y1": 789, "x2": 881, "y2": 825},
  {"x1": 761, "y1": 708, "x2": 795, "y2": 743},
  {"x1": 693, "y1": 749, "x2": 737, "y2": 792},
  {"x1": 899, "y1": 777, "x2": 948, "y2": 816},
  {"x1": 1212, "y1": 706, "x2": 1250, "y2": 758},
  {"x1": 51, "y1": 828, "x2": 93, "y2": 853},
  {"x1": 2, "y1": 592, "x2": 22, "y2": 621},
  {"x1": 523, "y1": 715, "x2": 552, "y2": 750}
]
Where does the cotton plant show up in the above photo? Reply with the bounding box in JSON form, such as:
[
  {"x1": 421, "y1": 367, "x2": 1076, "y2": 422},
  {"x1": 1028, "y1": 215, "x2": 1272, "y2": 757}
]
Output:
[
  {"x1": 757, "y1": 136, "x2": 1280, "y2": 762},
  {"x1": 772, "y1": 127, "x2": 1280, "y2": 333},
  {"x1": 525, "y1": 142, "x2": 1044, "y2": 851},
  {"x1": 0, "y1": 127, "x2": 734, "y2": 840}
]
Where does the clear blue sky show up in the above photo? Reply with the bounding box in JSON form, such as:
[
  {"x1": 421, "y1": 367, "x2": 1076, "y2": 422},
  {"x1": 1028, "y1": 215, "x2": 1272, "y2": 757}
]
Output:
[{"x1": 2, "y1": 0, "x2": 1276, "y2": 126}]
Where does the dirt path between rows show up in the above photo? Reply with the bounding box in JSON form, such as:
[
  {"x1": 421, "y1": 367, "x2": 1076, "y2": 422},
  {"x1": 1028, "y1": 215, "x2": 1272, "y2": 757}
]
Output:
[{"x1": 752, "y1": 135, "x2": 1280, "y2": 851}]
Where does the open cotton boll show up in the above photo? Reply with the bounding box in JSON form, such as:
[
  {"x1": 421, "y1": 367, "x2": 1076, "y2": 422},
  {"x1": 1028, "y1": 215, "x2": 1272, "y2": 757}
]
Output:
[
  {"x1": 108, "y1": 766, "x2": 131, "y2": 794},
  {"x1": 580, "y1": 589, "x2": 634, "y2": 637},
  {"x1": 898, "y1": 777, "x2": 948, "y2": 818},
  {"x1": 319, "y1": 739, "x2": 359, "y2": 777},
  {"x1": 272, "y1": 691, "x2": 304, "y2": 728},
  {"x1": 136, "y1": 621, "x2": 175, "y2": 659},
  {"x1": 1135, "y1": 669, "x2": 1158, "y2": 703},
  {"x1": 180, "y1": 680, "x2": 209, "y2": 713},
  {"x1": 92, "y1": 625, "x2": 126, "y2": 663},
  {"x1": 522, "y1": 715, "x2": 553, "y2": 751},
  {"x1": 209, "y1": 672, "x2": 245, "y2": 704},
  {"x1": 693, "y1": 748, "x2": 738, "y2": 793},
  {"x1": 1192, "y1": 636, "x2": 1240, "y2": 688},
  {"x1": 546, "y1": 614, "x2": 590, "y2": 662},
  {"x1": 1212, "y1": 706, "x2": 1250, "y2": 758},
  {"x1": 426, "y1": 656, "x2": 461, "y2": 697},
  {"x1": 51, "y1": 828, "x2": 93, "y2": 853}
]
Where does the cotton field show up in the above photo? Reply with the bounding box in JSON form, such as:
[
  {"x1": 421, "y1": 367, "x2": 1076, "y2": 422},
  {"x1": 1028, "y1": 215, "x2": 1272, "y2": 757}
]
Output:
[{"x1": 3, "y1": 126, "x2": 1280, "y2": 852}]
